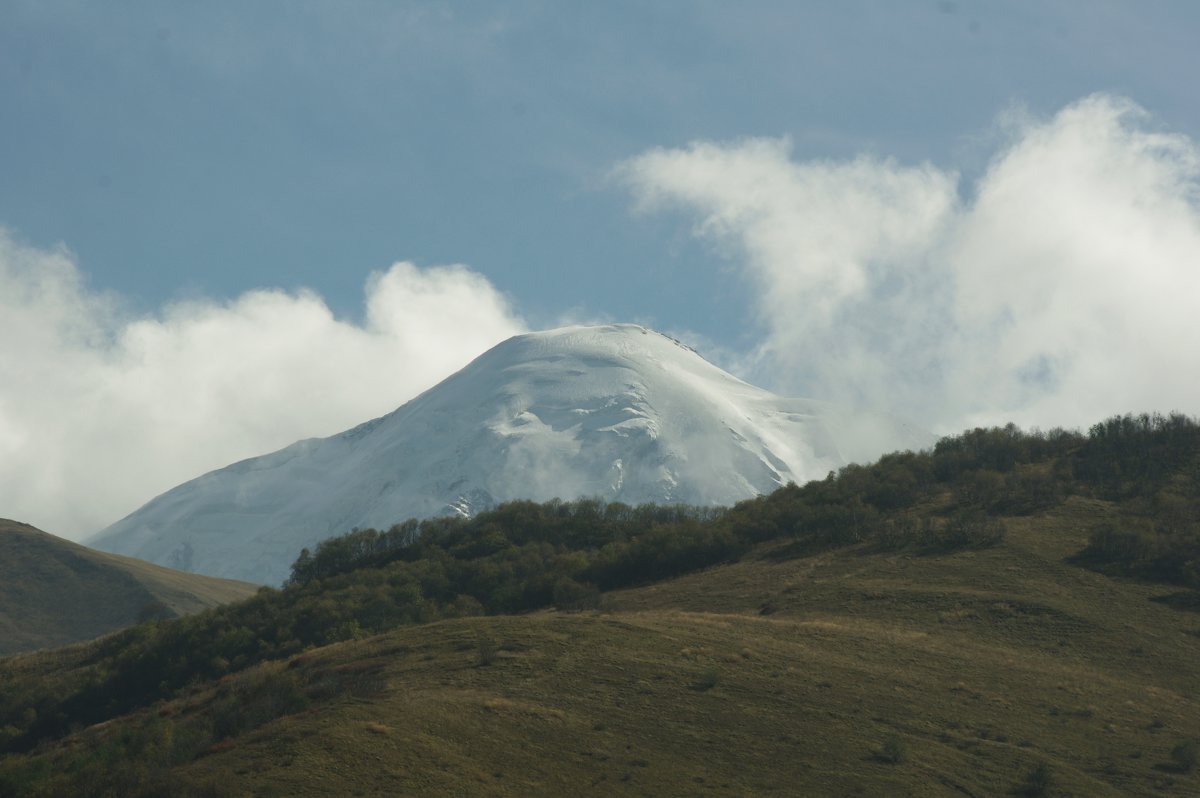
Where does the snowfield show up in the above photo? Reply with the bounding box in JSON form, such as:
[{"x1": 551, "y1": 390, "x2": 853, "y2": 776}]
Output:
[{"x1": 89, "y1": 325, "x2": 935, "y2": 584}]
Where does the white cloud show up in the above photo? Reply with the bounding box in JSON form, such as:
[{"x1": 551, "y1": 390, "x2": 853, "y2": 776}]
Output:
[
  {"x1": 617, "y1": 94, "x2": 1200, "y2": 433},
  {"x1": 0, "y1": 232, "x2": 524, "y2": 539}
]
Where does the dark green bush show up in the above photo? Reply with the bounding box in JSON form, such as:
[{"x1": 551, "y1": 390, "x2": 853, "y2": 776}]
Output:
[
  {"x1": 552, "y1": 576, "x2": 601, "y2": 611},
  {"x1": 1020, "y1": 761, "x2": 1055, "y2": 796},
  {"x1": 1171, "y1": 739, "x2": 1198, "y2": 773},
  {"x1": 878, "y1": 735, "x2": 907, "y2": 764}
]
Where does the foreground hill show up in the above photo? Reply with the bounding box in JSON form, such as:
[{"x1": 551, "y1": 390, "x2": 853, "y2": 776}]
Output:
[
  {"x1": 0, "y1": 519, "x2": 259, "y2": 656},
  {"x1": 127, "y1": 530, "x2": 1200, "y2": 796},
  {"x1": 90, "y1": 324, "x2": 932, "y2": 584},
  {"x1": 2, "y1": 413, "x2": 1198, "y2": 796}
]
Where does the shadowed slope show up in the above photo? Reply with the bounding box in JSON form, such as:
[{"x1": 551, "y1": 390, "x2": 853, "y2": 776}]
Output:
[{"x1": 0, "y1": 519, "x2": 258, "y2": 655}]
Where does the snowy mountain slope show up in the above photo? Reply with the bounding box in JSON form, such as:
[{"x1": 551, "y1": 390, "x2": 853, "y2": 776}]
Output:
[{"x1": 89, "y1": 325, "x2": 935, "y2": 584}]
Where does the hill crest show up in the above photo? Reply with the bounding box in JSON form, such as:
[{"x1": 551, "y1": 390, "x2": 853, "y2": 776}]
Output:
[{"x1": 0, "y1": 518, "x2": 258, "y2": 655}]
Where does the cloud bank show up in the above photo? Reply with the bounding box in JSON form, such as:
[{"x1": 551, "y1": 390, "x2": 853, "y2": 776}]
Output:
[
  {"x1": 617, "y1": 94, "x2": 1200, "y2": 433},
  {"x1": 0, "y1": 234, "x2": 524, "y2": 539}
]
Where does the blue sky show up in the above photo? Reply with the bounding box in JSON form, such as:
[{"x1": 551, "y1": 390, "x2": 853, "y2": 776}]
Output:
[
  {"x1": 4, "y1": 1, "x2": 1200, "y2": 537},
  {"x1": 6, "y1": 1, "x2": 1199, "y2": 334}
]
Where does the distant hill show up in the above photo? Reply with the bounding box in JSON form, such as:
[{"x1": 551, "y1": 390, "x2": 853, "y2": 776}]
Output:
[
  {"x1": 90, "y1": 324, "x2": 933, "y2": 585},
  {"x1": 0, "y1": 519, "x2": 259, "y2": 656}
]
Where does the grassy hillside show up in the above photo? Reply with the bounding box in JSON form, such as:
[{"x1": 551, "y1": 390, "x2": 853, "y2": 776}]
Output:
[
  {"x1": 1, "y1": 413, "x2": 1198, "y2": 796},
  {"x1": 0, "y1": 519, "x2": 259, "y2": 656}
]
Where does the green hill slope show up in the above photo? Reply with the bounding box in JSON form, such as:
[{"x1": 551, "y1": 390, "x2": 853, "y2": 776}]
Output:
[
  {"x1": 0, "y1": 519, "x2": 259, "y2": 655},
  {"x1": 182, "y1": 566, "x2": 1200, "y2": 797},
  {"x1": 1, "y1": 413, "x2": 1198, "y2": 796},
  {"x1": 7, "y1": 519, "x2": 1198, "y2": 797}
]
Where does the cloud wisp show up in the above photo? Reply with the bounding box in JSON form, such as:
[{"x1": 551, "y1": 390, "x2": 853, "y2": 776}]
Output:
[
  {"x1": 0, "y1": 234, "x2": 524, "y2": 540},
  {"x1": 617, "y1": 94, "x2": 1200, "y2": 433}
]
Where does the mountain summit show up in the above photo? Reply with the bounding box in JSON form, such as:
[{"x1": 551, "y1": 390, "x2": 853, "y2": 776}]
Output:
[{"x1": 90, "y1": 325, "x2": 933, "y2": 584}]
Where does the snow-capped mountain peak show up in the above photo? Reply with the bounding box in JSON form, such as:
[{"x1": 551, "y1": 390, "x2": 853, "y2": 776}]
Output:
[{"x1": 89, "y1": 324, "x2": 934, "y2": 584}]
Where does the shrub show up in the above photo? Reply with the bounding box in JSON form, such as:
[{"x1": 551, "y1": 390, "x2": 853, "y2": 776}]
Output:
[
  {"x1": 1171, "y1": 739, "x2": 1198, "y2": 773},
  {"x1": 1019, "y1": 762, "x2": 1054, "y2": 796},
  {"x1": 691, "y1": 667, "x2": 719, "y2": 691},
  {"x1": 939, "y1": 514, "x2": 1006, "y2": 550},
  {"x1": 878, "y1": 735, "x2": 907, "y2": 764},
  {"x1": 552, "y1": 576, "x2": 601, "y2": 611},
  {"x1": 476, "y1": 635, "x2": 498, "y2": 667}
]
